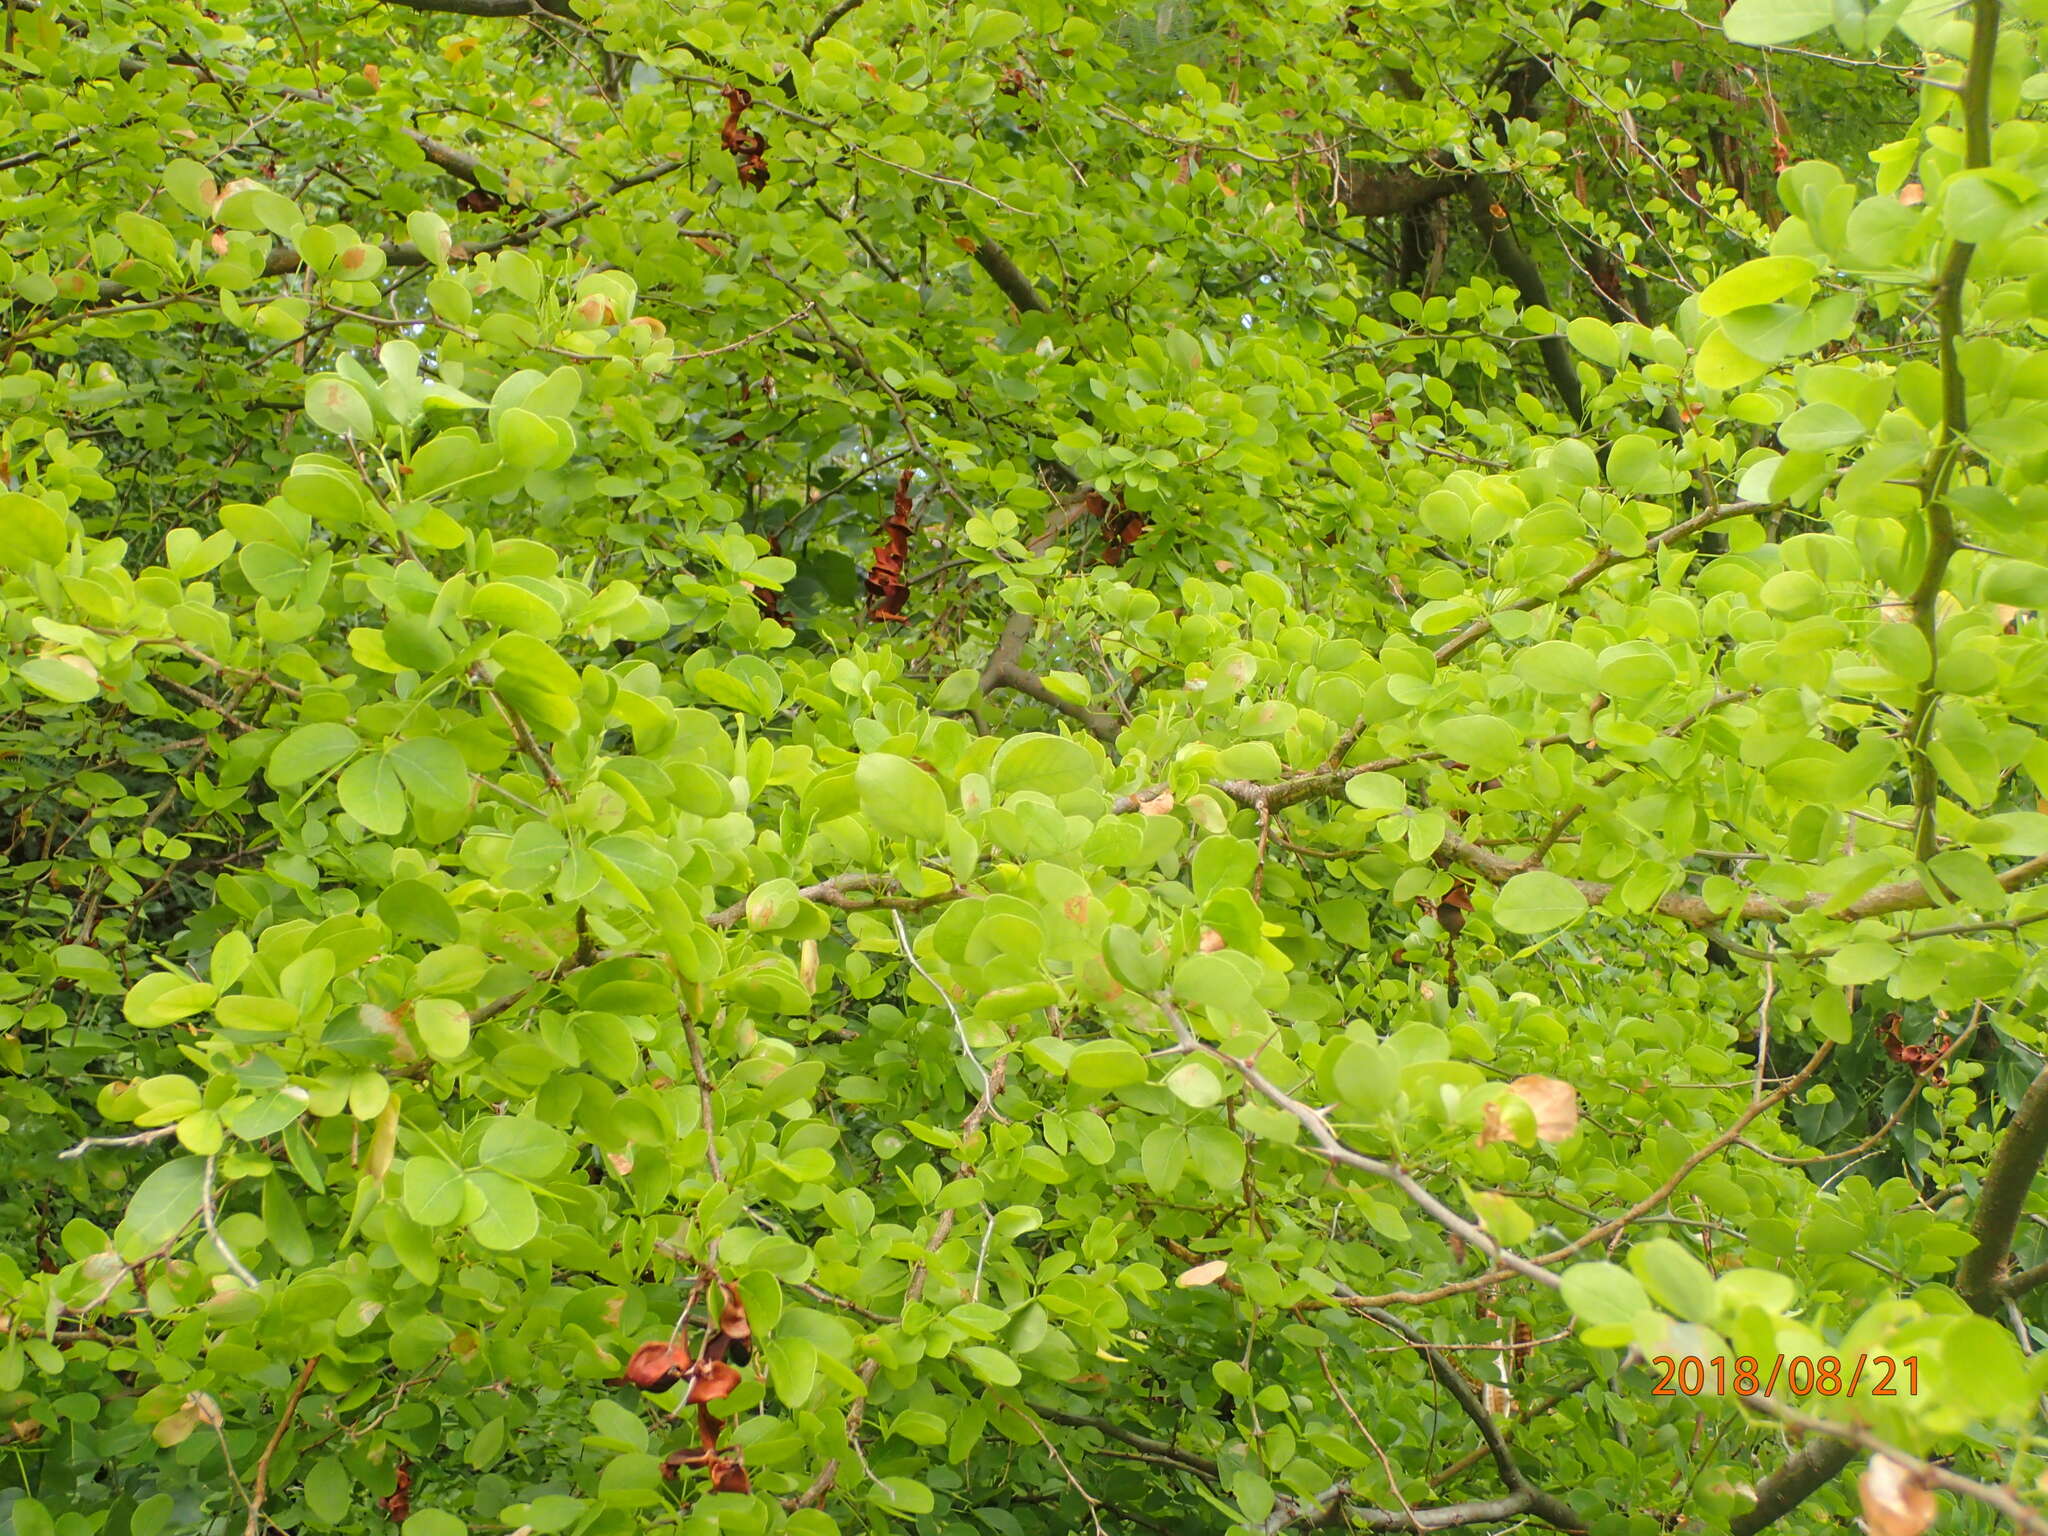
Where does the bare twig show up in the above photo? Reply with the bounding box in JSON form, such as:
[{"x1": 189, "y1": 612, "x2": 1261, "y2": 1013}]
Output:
[
  {"x1": 58, "y1": 1125, "x2": 178, "y2": 1160},
  {"x1": 244, "y1": 1357, "x2": 321, "y2": 1536},
  {"x1": 201, "y1": 1153, "x2": 261, "y2": 1289}
]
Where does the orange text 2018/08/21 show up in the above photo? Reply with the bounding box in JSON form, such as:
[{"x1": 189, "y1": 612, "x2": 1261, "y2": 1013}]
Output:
[{"x1": 1648, "y1": 1355, "x2": 1919, "y2": 1398}]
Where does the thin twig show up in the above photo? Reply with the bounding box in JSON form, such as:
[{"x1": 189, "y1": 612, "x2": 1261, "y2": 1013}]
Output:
[
  {"x1": 244, "y1": 1357, "x2": 321, "y2": 1536},
  {"x1": 202, "y1": 1153, "x2": 261, "y2": 1288}
]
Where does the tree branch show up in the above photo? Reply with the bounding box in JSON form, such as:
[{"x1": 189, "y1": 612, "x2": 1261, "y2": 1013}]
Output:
[
  {"x1": 1959, "y1": 1061, "x2": 2048, "y2": 1315},
  {"x1": 1160, "y1": 1001, "x2": 1563, "y2": 1290},
  {"x1": 979, "y1": 612, "x2": 1121, "y2": 743},
  {"x1": 244, "y1": 1356, "x2": 321, "y2": 1536},
  {"x1": 1463, "y1": 181, "x2": 1584, "y2": 420},
  {"x1": 1028, "y1": 1406, "x2": 1220, "y2": 1481},
  {"x1": 1268, "y1": 1487, "x2": 1560, "y2": 1532},
  {"x1": 65, "y1": 157, "x2": 690, "y2": 317},
  {"x1": 58, "y1": 1125, "x2": 178, "y2": 1160},
  {"x1": 801, "y1": 0, "x2": 865, "y2": 58},
  {"x1": 1903, "y1": 0, "x2": 1999, "y2": 862},
  {"x1": 704, "y1": 871, "x2": 969, "y2": 928},
  {"x1": 971, "y1": 240, "x2": 1056, "y2": 316},
  {"x1": 469, "y1": 663, "x2": 567, "y2": 797},
  {"x1": 1264, "y1": 1307, "x2": 1582, "y2": 1532},
  {"x1": 201, "y1": 1152, "x2": 260, "y2": 1289},
  {"x1": 1740, "y1": 1394, "x2": 2048, "y2": 1536},
  {"x1": 1729, "y1": 1437, "x2": 1856, "y2": 1536}
]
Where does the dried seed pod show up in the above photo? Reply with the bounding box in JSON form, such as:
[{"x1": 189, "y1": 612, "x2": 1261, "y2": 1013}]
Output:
[{"x1": 623, "y1": 1341, "x2": 692, "y2": 1392}]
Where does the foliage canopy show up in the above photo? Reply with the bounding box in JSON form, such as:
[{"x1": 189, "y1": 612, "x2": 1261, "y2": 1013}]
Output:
[{"x1": 8, "y1": 0, "x2": 2048, "y2": 1534}]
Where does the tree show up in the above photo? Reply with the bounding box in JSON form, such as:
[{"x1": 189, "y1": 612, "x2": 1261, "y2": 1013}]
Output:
[{"x1": 3, "y1": 0, "x2": 2048, "y2": 1532}]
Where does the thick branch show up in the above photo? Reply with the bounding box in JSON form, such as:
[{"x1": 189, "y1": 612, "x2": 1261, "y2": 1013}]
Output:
[
  {"x1": 1335, "y1": 161, "x2": 1465, "y2": 220},
  {"x1": 972, "y1": 240, "x2": 1056, "y2": 315},
  {"x1": 801, "y1": 0, "x2": 865, "y2": 57},
  {"x1": 1959, "y1": 1061, "x2": 2048, "y2": 1314},
  {"x1": 1269, "y1": 1488, "x2": 1555, "y2": 1532},
  {"x1": 1740, "y1": 1395, "x2": 2048, "y2": 1536},
  {"x1": 244, "y1": 1357, "x2": 321, "y2": 1536},
  {"x1": 1904, "y1": 0, "x2": 1999, "y2": 861},
  {"x1": 1729, "y1": 1438, "x2": 1856, "y2": 1536},
  {"x1": 979, "y1": 612, "x2": 1121, "y2": 743},
  {"x1": 1464, "y1": 182, "x2": 1584, "y2": 420}
]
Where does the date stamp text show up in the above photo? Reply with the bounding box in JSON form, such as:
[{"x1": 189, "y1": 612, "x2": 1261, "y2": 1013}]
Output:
[{"x1": 1648, "y1": 1354, "x2": 1919, "y2": 1398}]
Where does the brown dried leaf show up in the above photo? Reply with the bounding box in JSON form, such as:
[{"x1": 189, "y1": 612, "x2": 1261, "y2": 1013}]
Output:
[
  {"x1": 1175, "y1": 1259, "x2": 1230, "y2": 1288},
  {"x1": 1136, "y1": 791, "x2": 1175, "y2": 817},
  {"x1": 1507, "y1": 1075, "x2": 1579, "y2": 1143},
  {"x1": 1860, "y1": 1456, "x2": 1936, "y2": 1536},
  {"x1": 1475, "y1": 1097, "x2": 1514, "y2": 1150}
]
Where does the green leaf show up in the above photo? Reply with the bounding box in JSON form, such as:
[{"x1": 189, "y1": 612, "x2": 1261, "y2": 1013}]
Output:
[
  {"x1": 413, "y1": 998, "x2": 471, "y2": 1061},
  {"x1": 1513, "y1": 641, "x2": 1598, "y2": 697},
  {"x1": 125, "y1": 970, "x2": 218, "y2": 1027},
  {"x1": 465, "y1": 1170, "x2": 538, "y2": 1249},
  {"x1": 1778, "y1": 402, "x2": 1867, "y2": 452},
  {"x1": 390, "y1": 737, "x2": 470, "y2": 814},
  {"x1": 477, "y1": 1117, "x2": 569, "y2": 1179},
  {"x1": 18, "y1": 657, "x2": 99, "y2": 702},
  {"x1": 1723, "y1": 0, "x2": 1831, "y2": 47},
  {"x1": 966, "y1": 8, "x2": 1029, "y2": 49},
  {"x1": 1628, "y1": 1238, "x2": 1717, "y2": 1323},
  {"x1": 992, "y1": 732, "x2": 1098, "y2": 795},
  {"x1": 402, "y1": 1156, "x2": 468, "y2": 1227},
  {"x1": 1331, "y1": 1038, "x2": 1396, "y2": 1113},
  {"x1": 1492, "y1": 871, "x2": 1588, "y2": 935},
  {"x1": 1696, "y1": 256, "x2": 1818, "y2": 317},
  {"x1": 1565, "y1": 316, "x2": 1621, "y2": 368},
  {"x1": 471, "y1": 580, "x2": 565, "y2": 640},
  {"x1": 384, "y1": 614, "x2": 454, "y2": 672},
  {"x1": 1432, "y1": 714, "x2": 1520, "y2": 774},
  {"x1": 378, "y1": 879, "x2": 462, "y2": 945},
  {"x1": 0, "y1": 492, "x2": 69, "y2": 570},
  {"x1": 406, "y1": 210, "x2": 453, "y2": 266},
  {"x1": 1560, "y1": 1261, "x2": 1651, "y2": 1343},
  {"x1": 856, "y1": 752, "x2": 947, "y2": 842},
  {"x1": 338, "y1": 751, "x2": 408, "y2": 835},
  {"x1": 496, "y1": 406, "x2": 558, "y2": 469},
  {"x1": 1164, "y1": 1060, "x2": 1225, "y2": 1108},
  {"x1": 1471, "y1": 1189, "x2": 1534, "y2": 1247},
  {"x1": 869, "y1": 1479, "x2": 935, "y2": 1516},
  {"x1": 269, "y1": 722, "x2": 359, "y2": 786},
  {"x1": 1066, "y1": 1039, "x2": 1148, "y2": 1092},
  {"x1": 303, "y1": 1459, "x2": 353, "y2": 1526},
  {"x1": 958, "y1": 1344, "x2": 1021, "y2": 1385},
  {"x1": 114, "y1": 1156, "x2": 207, "y2": 1261},
  {"x1": 305, "y1": 374, "x2": 376, "y2": 438}
]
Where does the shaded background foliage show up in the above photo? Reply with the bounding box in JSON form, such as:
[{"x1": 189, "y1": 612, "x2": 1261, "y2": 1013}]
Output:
[{"x1": 6, "y1": 0, "x2": 2048, "y2": 1534}]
